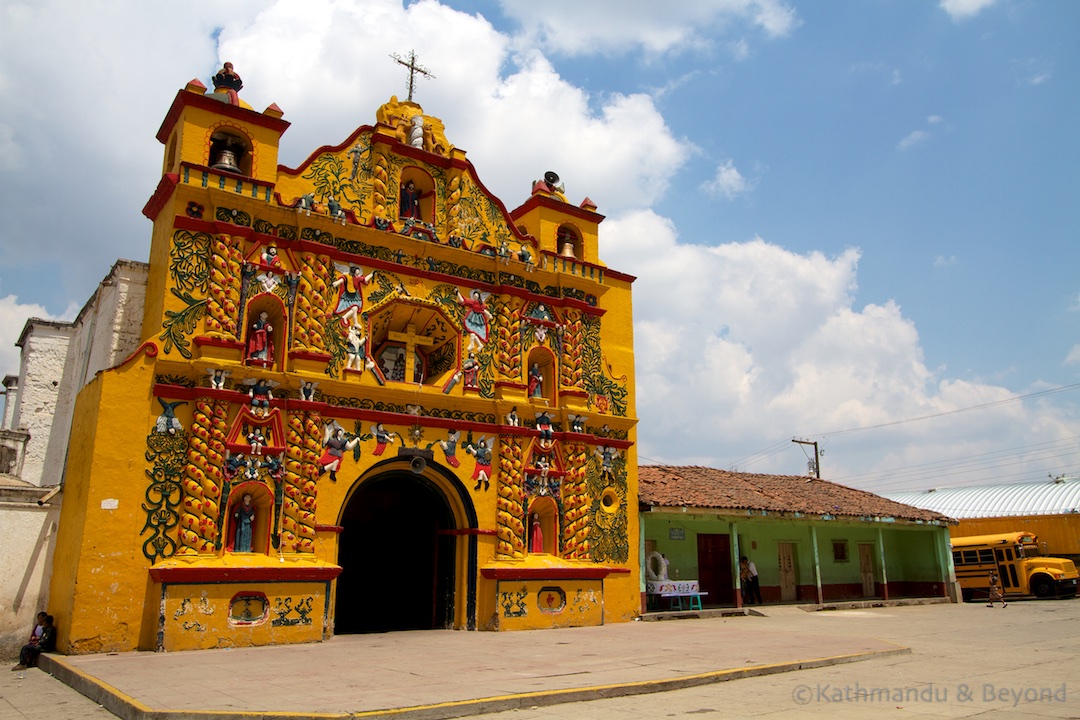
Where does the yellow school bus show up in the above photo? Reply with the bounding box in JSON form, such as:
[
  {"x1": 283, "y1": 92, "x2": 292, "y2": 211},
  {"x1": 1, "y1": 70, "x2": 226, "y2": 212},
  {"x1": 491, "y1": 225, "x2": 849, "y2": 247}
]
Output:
[{"x1": 951, "y1": 532, "x2": 1078, "y2": 602}]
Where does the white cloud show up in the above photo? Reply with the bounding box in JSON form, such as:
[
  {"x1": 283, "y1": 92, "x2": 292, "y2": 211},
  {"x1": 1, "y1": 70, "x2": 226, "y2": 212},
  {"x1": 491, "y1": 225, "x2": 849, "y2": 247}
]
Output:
[
  {"x1": 934, "y1": 255, "x2": 957, "y2": 268},
  {"x1": 0, "y1": 295, "x2": 70, "y2": 378},
  {"x1": 600, "y1": 212, "x2": 1077, "y2": 488},
  {"x1": 497, "y1": 0, "x2": 799, "y2": 56},
  {"x1": 1065, "y1": 345, "x2": 1080, "y2": 366},
  {"x1": 898, "y1": 130, "x2": 930, "y2": 151},
  {"x1": 940, "y1": 0, "x2": 998, "y2": 21},
  {"x1": 702, "y1": 159, "x2": 752, "y2": 199}
]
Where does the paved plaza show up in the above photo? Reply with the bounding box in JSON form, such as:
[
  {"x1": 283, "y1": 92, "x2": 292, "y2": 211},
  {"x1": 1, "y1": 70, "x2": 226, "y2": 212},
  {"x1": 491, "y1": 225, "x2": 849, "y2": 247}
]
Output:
[{"x1": 2, "y1": 598, "x2": 1077, "y2": 719}]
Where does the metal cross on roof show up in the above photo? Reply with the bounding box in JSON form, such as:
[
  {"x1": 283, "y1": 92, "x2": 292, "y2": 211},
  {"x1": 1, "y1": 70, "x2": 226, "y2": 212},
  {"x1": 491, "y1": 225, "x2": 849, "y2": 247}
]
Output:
[{"x1": 389, "y1": 50, "x2": 435, "y2": 103}]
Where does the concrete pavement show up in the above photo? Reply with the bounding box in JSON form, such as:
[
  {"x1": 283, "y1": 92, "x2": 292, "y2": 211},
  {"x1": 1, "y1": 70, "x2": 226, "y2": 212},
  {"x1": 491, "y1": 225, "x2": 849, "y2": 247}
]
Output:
[{"x1": 2, "y1": 598, "x2": 1077, "y2": 719}]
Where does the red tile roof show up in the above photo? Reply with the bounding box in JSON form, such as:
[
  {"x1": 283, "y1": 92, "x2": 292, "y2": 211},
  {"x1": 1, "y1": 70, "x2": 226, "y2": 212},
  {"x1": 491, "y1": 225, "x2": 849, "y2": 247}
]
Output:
[{"x1": 639, "y1": 465, "x2": 953, "y2": 524}]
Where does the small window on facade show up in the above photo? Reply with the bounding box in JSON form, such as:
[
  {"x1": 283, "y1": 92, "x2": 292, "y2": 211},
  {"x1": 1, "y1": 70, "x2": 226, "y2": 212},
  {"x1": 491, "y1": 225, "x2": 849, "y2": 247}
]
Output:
[{"x1": 832, "y1": 540, "x2": 849, "y2": 562}]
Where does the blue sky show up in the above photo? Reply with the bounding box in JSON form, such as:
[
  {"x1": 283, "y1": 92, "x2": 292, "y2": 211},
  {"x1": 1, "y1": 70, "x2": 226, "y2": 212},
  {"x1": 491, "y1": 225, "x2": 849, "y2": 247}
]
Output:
[{"x1": 1, "y1": 0, "x2": 1077, "y2": 493}]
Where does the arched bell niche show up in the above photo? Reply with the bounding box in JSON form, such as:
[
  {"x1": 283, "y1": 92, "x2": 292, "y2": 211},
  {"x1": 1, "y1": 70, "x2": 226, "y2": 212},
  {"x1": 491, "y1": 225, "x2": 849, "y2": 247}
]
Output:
[
  {"x1": 209, "y1": 128, "x2": 252, "y2": 176},
  {"x1": 556, "y1": 223, "x2": 581, "y2": 261}
]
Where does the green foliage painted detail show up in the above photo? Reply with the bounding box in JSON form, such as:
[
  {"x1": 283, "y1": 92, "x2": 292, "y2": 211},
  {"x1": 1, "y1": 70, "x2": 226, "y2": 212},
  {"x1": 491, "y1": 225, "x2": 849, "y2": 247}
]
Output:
[
  {"x1": 142, "y1": 430, "x2": 187, "y2": 562},
  {"x1": 215, "y1": 207, "x2": 251, "y2": 226},
  {"x1": 587, "y1": 451, "x2": 629, "y2": 563},
  {"x1": 581, "y1": 315, "x2": 629, "y2": 417},
  {"x1": 170, "y1": 230, "x2": 212, "y2": 293},
  {"x1": 159, "y1": 288, "x2": 207, "y2": 359},
  {"x1": 253, "y1": 218, "x2": 298, "y2": 240}
]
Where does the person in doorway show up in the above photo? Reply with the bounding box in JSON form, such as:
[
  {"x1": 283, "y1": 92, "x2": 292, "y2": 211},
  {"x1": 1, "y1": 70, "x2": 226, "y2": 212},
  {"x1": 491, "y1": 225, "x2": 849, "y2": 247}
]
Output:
[
  {"x1": 987, "y1": 570, "x2": 1007, "y2": 608},
  {"x1": 740, "y1": 556, "x2": 763, "y2": 605}
]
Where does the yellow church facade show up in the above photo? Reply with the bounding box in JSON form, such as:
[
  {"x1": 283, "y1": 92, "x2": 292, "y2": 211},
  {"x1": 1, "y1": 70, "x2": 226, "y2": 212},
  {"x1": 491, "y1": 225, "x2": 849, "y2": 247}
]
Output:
[{"x1": 48, "y1": 69, "x2": 639, "y2": 653}]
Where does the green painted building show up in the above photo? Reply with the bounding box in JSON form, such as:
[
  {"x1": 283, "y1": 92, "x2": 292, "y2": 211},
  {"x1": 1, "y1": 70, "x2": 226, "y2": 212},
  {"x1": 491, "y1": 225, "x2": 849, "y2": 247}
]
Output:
[{"x1": 639, "y1": 466, "x2": 955, "y2": 608}]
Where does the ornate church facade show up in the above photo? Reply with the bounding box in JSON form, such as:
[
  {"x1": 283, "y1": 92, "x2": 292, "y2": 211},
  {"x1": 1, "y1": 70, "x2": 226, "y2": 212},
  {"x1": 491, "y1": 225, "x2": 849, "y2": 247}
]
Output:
[{"x1": 47, "y1": 68, "x2": 639, "y2": 653}]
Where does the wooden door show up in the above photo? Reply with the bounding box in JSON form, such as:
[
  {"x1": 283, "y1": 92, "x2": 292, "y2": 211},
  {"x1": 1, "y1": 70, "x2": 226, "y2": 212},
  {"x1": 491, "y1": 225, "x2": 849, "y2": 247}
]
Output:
[
  {"x1": 697, "y1": 534, "x2": 734, "y2": 606},
  {"x1": 859, "y1": 543, "x2": 876, "y2": 597},
  {"x1": 778, "y1": 542, "x2": 798, "y2": 602}
]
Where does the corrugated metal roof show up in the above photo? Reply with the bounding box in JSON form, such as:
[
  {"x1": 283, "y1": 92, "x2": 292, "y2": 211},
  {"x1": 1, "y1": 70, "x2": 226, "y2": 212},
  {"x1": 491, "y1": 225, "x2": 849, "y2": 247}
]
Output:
[{"x1": 882, "y1": 478, "x2": 1080, "y2": 518}]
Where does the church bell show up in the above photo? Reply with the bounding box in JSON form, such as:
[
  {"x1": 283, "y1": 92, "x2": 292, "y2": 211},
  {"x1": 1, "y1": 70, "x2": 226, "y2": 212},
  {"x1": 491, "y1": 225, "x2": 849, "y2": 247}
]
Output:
[
  {"x1": 211, "y1": 146, "x2": 241, "y2": 174},
  {"x1": 558, "y1": 240, "x2": 577, "y2": 260}
]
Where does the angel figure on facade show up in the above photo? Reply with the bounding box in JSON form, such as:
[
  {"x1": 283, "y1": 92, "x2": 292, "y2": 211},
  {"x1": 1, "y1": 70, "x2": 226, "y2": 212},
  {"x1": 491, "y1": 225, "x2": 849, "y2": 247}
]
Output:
[
  {"x1": 332, "y1": 264, "x2": 376, "y2": 327},
  {"x1": 345, "y1": 323, "x2": 370, "y2": 372},
  {"x1": 318, "y1": 421, "x2": 362, "y2": 482},
  {"x1": 466, "y1": 435, "x2": 494, "y2": 491},
  {"x1": 299, "y1": 381, "x2": 319, "y2": 402},
  {"x1": 207, "y1": 368, "x2": 231, "y2": 390},
  {"x1": 458, "y1": 289, "x2": 493, "y2": 352},
  {"x1": 371, "y1": 423, "x2": 398, "y2": 456},
  {"x1": 595, "y1": 445, "x2": 619, "y2": 475},
  {"x1": 427, "y1": 429, "x2": 461, "y2": 468},
  {"x1": 243, "y1": 378, "x2": 278, "y2": 416}
]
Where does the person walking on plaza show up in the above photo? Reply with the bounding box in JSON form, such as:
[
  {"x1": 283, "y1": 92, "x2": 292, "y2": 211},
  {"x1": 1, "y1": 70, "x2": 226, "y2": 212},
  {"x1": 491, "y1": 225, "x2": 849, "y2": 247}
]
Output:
[{"x1": 987, "y1": 570, "x2": 1007, "y2": 608}]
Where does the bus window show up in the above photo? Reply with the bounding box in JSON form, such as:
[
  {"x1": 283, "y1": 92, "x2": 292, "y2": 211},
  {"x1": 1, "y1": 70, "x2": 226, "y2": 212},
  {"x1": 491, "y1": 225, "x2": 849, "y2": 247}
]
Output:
[{"x1": 978, "y1": 549, "x2": 994, "y2": 564}]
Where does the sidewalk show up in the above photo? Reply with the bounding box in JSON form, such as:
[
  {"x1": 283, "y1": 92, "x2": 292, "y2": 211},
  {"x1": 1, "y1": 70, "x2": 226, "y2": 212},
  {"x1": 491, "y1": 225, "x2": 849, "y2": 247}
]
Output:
[{"x1": 3, "y1": 608, "x2": 908, "y2": 720}]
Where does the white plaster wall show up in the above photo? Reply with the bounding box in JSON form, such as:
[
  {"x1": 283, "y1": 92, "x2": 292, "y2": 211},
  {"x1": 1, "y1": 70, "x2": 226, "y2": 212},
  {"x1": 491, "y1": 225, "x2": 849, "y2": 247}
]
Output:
[
  {"x1": 12, "y1": 326, "x2": 74, "y2": 488},
  {"x1": 0, "y1": 260, "x2": 150, "y2": 657},
  {"x1": 14, "y1": 261, "x2": 149, "y2": 490},
  {"x1": 0, "y1": 502, "x2": 59, "y2": 660},
  {"x1": 1, "y1": 379, "x2": 17, "y2": 430}
]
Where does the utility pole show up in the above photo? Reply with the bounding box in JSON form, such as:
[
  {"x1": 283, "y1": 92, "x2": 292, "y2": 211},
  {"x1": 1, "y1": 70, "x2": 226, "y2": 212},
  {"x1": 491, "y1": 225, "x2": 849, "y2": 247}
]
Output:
[{"x1": 792, "y1": 438, "x2": 821, "y2": 479}]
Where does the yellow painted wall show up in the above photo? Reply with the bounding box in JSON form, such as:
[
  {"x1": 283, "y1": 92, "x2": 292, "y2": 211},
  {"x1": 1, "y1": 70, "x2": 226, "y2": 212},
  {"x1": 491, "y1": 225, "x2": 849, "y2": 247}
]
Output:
[
  {"x1": 50, "y1": 81, "x2": 640, "y2": 652},
  {"x1": 951, "y1": 516, "x2": 1080, "y2": 558}
]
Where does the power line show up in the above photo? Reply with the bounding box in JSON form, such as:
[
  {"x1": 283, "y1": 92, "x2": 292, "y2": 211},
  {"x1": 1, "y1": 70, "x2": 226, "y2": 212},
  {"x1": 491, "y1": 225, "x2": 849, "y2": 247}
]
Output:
[{"x1": 814, "y1": 382, "x2": 1080, "y2": 438}]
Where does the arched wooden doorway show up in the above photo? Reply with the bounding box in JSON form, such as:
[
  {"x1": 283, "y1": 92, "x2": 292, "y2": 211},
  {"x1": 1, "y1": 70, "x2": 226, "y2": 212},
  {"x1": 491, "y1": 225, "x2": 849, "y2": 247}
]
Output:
[{"x1": 334, "y1": 462, "x2": 476, "y2": 633}]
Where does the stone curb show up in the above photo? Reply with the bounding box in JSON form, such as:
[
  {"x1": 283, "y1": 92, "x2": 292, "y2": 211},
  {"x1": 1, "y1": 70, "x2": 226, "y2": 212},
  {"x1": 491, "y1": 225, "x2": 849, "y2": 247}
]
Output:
[{"x1": 39, "y1": 643, "x2": 910, "y2": 720}]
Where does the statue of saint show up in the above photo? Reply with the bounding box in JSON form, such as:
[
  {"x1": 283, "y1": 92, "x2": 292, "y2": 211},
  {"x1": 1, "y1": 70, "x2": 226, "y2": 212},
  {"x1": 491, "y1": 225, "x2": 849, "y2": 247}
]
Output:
[{"x1": 233, "y1": 495, "x2": 255, "y2": 552}]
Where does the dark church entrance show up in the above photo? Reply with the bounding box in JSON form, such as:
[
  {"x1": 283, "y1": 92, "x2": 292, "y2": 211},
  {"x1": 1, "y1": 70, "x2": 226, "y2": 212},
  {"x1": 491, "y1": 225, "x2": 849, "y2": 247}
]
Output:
[{"x1": 335, "y1": 471, "x2": 457, "y2": 633}]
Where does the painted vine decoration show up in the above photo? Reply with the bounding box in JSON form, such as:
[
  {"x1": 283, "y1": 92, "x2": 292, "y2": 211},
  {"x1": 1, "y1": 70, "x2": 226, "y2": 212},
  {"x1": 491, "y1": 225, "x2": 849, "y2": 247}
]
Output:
[
  {"x1": 205, "y1": 234, "x2": 243, "y2": 339},
  {"x1": 580, "y1": 315, "x2": 629, "y2": 417},
  {"x1": 159, "y1": 288, "x2": 207, "y2": 359},
  {"x1": 586, "y1": 449, "x2": 629, "y2": 563},
  {"x1": 169, "y1": 230, "x2": 212, "y2": 292},
  {"x1": 426, "y1": 340, "x2": 456, "y2": 378},
  {"x1": 496, "y1": 435, "x2": 526, "y2": 558},
  {"x1": 560, "y1": 441, "x2": 590, "y2": 559},
  {"x1": 141, "y1": 428, "x2": 187, "y2": 562},
  {"x1": 155, "y1": 374, "x2": 195, "y2": 388},
  {"x1": 215, "y1": 206, "x2": 252, "y2": 227},
  {"x1": 252, "y1": 218, "x2": 298, "y2": 240},
  {"x1": 301, "y1": 152, "x2": 365, "y2": 220}
]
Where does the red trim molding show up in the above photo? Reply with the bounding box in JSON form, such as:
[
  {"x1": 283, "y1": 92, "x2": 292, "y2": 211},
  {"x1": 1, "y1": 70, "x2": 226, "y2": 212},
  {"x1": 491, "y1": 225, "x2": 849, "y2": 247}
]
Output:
[
  {"x1": 482, "y1": 566, "x2": 630, "y2": 581},
  {"x1": 142, "y1": 174, "x2": 180, "y2": 221},
  {"x1": 438, "y1": 528, "x2": 498, "y2": 536},
  {"x1": 149, "y1": 564, "x2": 341, "y2": 584}
]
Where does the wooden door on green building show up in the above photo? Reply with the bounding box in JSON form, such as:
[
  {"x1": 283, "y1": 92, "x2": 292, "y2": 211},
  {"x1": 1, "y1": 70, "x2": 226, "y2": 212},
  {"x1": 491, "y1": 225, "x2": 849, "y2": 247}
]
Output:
[
  {"x1": 697, "y1": 533, "x2": 734, "y2": 606},
  {"x1": 778, "y1": 542, "x2": 798, "y2": 602}
]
